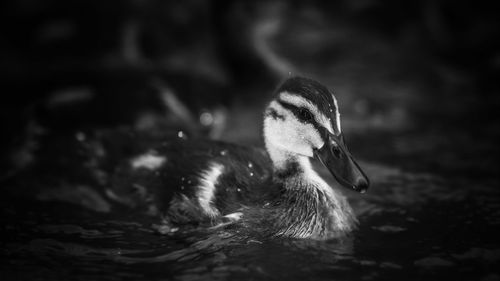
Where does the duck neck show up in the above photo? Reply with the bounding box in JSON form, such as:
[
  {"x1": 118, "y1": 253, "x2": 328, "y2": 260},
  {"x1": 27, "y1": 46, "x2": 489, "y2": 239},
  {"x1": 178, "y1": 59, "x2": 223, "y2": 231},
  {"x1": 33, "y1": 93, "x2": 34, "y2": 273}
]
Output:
[
  {"x1": 265, "y1": 142, "x2": 317, "y2": 182},
  {"x1": 267, "y1": 145, "x2": 307, "y2": 178},
  {"x1": 266, "y1": 144, "x2": 358, "y2": 239}
]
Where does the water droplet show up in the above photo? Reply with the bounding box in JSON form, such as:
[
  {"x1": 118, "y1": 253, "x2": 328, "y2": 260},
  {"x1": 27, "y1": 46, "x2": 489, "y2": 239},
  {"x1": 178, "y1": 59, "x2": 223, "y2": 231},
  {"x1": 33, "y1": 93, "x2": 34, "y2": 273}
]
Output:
[
  {"x1": 187, "y1": 180, "x2": 192, "y2": 184},
  {"x1": 249, "y1": 172, "x2": 254, "y2": 177},
  {"x1": 248, "y1": 162, "x2": 253, "y2": 168},
  {"x1": 220, "y1": 150, "x2": 228, "y2": 156},
  {"x1": 237, "y1": 188, "x2": 241, "y2": 192},
  {"x1": 200, "y1": 112, "x2": 213, "y2": 126},
  {"x1": 177, "y1": 131, "x2": 186, "y2": 139},
  {"x1": 181, "y1": 177, "x2": 185, "y2": 182},
  {"x1": 75, "y1": 131, "x2": 86, "y2": 141},
  {"x1": 180, "y1": 186, "x2": 185, "y2": 190}
]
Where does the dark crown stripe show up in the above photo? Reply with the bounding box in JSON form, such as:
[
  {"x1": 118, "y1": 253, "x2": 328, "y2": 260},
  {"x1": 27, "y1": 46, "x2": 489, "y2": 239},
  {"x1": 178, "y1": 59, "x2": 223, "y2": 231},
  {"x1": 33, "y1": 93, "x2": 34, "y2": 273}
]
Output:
[{"x1": 277, "y1": 77, "x2": 337, "y2": 117}]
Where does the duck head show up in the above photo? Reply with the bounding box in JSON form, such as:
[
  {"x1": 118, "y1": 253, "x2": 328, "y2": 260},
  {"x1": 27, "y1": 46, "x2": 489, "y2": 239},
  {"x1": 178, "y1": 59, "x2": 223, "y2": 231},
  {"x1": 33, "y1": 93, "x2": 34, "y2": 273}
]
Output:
[{"x1": 263, "y1": 77, "x2": 369, "y2": 193}]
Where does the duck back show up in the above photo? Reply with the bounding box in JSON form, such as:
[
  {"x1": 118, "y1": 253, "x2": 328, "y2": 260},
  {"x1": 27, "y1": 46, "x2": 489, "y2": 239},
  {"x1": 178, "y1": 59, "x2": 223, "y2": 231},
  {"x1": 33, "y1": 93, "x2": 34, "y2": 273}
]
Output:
[{"x1": 109, "y1": 137, "x2": 275, "y2": 224}]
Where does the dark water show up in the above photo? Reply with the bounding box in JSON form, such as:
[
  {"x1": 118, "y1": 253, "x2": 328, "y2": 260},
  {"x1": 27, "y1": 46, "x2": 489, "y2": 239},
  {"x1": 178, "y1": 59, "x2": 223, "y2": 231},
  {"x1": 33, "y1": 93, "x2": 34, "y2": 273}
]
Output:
[{"x1": 2, "y1": 120, "x2": 499, "y2": 281}]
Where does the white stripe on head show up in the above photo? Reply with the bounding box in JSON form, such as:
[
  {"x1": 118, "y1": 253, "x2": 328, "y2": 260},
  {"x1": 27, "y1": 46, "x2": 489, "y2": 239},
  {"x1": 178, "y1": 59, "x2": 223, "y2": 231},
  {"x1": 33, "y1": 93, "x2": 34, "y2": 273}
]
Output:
[
  {"x1": 196, "y1": 162, "x2": 224, "y2": 218},
  {"x1": 279, "y1": 92, "x2": 334, "y2": 134},
  {"x1": 331, "y1": 94, "x2": 341, "y2": 134}
]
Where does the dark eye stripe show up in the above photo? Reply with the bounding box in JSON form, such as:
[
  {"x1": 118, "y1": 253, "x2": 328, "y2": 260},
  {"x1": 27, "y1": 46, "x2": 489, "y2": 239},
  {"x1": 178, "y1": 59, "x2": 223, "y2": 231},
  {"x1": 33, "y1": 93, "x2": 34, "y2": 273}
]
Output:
[
  {"x1": 265, "y1": 108, "x2": 285, "y2": 120},
  {"x1": 277, "y1": 100, "x2": 325, "y2": 134},
  {"x1": 298, "y1": 108, "x2": 313, "y2": 122}
]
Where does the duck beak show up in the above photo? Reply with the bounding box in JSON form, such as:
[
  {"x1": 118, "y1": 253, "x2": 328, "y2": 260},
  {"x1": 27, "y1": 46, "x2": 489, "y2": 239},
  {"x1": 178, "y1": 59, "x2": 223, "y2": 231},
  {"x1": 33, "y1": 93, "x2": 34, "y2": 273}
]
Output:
[{"x1": 313, "y1": 132, "x2": 369, "y2": 193}]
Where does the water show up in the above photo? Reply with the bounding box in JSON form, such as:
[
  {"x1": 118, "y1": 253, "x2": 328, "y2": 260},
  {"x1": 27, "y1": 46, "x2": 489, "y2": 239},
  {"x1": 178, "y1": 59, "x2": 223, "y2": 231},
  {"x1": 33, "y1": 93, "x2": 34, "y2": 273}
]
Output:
[{"x1": 2, "y1": 121, "x2": 499, "y2": 281}]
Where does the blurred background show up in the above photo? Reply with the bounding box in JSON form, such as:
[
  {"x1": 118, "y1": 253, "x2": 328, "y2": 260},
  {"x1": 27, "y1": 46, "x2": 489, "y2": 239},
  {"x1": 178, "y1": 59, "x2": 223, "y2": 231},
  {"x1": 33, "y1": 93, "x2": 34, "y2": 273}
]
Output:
[
  {"x1": 1, "y1": 0, "x2": 499, "y2": 174},
  {"x1": 1, "y1": 1, "x2": 500, "y2": 280}
]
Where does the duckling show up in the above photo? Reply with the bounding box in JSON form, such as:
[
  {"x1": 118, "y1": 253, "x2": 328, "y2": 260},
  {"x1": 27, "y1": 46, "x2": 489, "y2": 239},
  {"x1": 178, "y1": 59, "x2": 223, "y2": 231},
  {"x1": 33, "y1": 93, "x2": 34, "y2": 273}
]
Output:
[{"x1": 108, "y1": 77, "x2": 369, "y2": 240}]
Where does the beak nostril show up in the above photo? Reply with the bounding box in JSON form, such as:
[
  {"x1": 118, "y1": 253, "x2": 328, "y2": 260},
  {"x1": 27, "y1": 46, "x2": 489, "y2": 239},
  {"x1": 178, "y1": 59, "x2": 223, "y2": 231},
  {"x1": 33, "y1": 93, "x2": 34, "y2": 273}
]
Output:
[
  {"x1": 328, "y1": 139, "x2": 342, "y2": 158},
  {"x1": 330, "y1": 145, "x2": 341, "y2": 158}
]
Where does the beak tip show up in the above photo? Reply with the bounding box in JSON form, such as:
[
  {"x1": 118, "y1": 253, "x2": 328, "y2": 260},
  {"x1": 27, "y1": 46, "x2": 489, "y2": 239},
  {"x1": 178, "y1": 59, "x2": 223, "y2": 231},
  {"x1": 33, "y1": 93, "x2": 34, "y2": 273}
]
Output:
[{"x1": 354, "y1": 179, "x2": 369, "y2": 193}]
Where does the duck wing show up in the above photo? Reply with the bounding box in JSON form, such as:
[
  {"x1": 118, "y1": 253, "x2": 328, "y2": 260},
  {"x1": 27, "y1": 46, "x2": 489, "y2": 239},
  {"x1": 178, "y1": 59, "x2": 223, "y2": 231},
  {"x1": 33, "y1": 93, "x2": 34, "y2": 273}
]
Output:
[{"x1": 108, "y1": 138, "x2": 274, "y2": 222}]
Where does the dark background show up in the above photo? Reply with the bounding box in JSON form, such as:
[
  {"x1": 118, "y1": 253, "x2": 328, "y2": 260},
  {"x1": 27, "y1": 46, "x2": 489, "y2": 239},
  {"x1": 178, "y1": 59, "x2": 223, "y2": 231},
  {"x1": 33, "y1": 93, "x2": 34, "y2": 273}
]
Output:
[{"x1": 1, "y1": 0, "x2": 499, "y2": 143}]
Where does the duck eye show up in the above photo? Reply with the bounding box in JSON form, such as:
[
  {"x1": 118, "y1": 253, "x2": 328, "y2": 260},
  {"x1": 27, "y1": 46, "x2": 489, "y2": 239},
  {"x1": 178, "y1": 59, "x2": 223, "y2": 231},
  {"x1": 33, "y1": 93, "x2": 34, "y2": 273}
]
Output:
[{"x1": 298, "y1": 108, "x2": 313, "y2": 122}]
